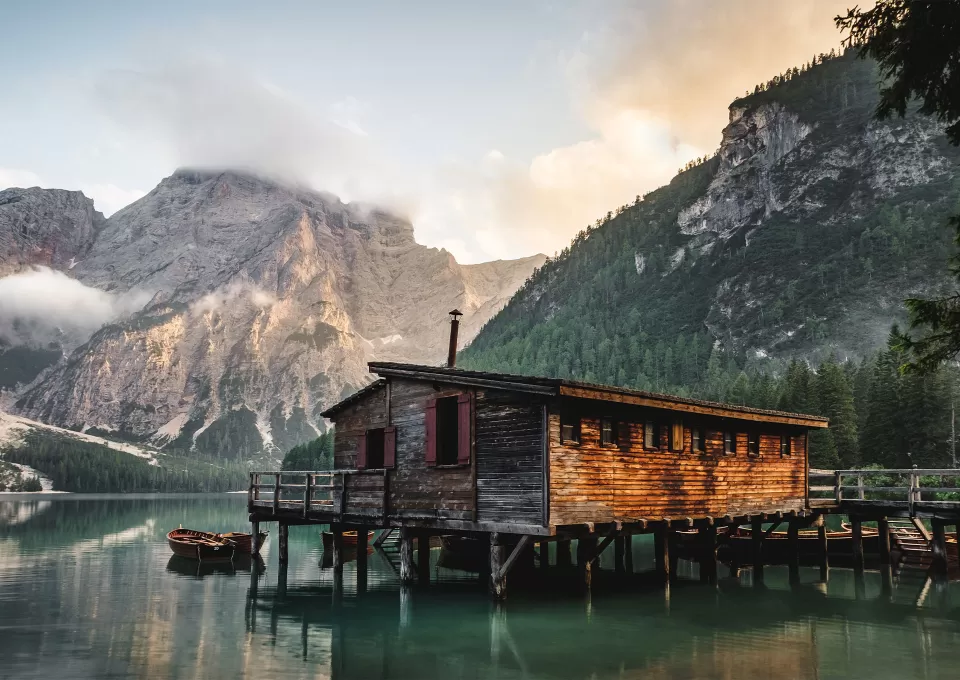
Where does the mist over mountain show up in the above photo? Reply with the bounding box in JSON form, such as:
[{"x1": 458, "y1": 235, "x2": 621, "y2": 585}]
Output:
[{"x1": 1, "y1": 169, "x2": 544, "y2": 457}]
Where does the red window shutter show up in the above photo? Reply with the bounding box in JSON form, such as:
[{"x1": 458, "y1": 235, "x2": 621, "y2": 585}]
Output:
[
  {"x1": 457, "y1": 392, "x2": 472, "y2": 465},
  {"x1": 356, "y1": 433, "x2": 367, "y2": 470},
  {"x1": 384, "y1": 426, "x2": 396, "y2": 468},
  {"x1": 425, "y1": 398, "x2": 438, "y2": 466}
]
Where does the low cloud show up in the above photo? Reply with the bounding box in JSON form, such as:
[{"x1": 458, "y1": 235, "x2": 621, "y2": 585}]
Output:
[
  {"x1": 191, "y1": 280, "x2": 277, "y2": 315},
  {"x1": 0, "y1": 170, "x2": 144, "y2": 218},
  {"x1": 0, "y1": 267, "x2": 150, "y2": 346}
]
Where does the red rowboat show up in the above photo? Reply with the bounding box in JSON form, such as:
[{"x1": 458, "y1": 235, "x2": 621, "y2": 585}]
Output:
[
  {"x1": 221, "y1": 531, "x2": 268, "y2": 554},
  {"x1": 321, "y1": 530, "x2": 375, "y2": 550},
  {"x1": 167, "y1": 528, "x2": 236, "y2": 562}
]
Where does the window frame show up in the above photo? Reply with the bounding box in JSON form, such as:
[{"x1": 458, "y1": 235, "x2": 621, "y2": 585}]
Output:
[
  {"x1": 600, "y1": 417, "x2": 618, "y2": 448},
  {"x1": 747, "y1": 432, "x2": 760, "y2": 458},
  {"x1": 723, "y1": 431, "x2": 736, "y2": 456},
  {"x1": 560, "y1": 412, "x2": 581, "y2": 446},
  {"x1": 691, "y1": 424, "x2": 705, "y2": 453},
  {"x1": 644, "y1": 418, "x2": 660, "y2": 450},
  {"x1": 780, "y1": 434, "x2": 792, "y2": 457},
  {"x1": 364, "y1": 427, "x2": 386, "y2": 469}
]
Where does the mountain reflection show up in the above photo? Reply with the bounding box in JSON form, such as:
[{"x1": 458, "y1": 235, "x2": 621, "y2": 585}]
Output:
[{"x1": 0, "y1": 495, "x2": 958, "y2": 680}]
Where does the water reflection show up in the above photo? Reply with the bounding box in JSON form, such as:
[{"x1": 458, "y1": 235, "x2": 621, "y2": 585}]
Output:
[{"x1": 0, "y1": 495, "x2": 958, "y2": 680}]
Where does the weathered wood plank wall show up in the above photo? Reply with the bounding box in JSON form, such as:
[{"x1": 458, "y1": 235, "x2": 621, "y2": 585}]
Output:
[
  {"x1": 548, "y1": 406, "x2": 806, "y2": 525},
  {"x1": 475, "y1": 390, "x2": 544, "y2": 525}
]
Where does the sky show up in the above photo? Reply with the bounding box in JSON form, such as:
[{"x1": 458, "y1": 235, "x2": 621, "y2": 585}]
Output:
[{"x1": 0, "y1": 0, "x2": 851, "y2": 264}]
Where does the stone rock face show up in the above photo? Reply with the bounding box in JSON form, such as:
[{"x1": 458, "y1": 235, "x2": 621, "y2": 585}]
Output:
[
  {"x1": 0, "y1": 188, "x2": 104, "y2": 276},
  {"x1": 9, "y1": 169, "x2": 545, "y2": 458}
]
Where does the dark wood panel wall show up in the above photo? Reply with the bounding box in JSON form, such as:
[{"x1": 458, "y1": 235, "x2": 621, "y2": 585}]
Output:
[
  {"x1": 548, "y1": 399, "x2": 807, "y2": 526},
  {"x1": 474, "y1": 389, "x2": 544, "y2": 525}
]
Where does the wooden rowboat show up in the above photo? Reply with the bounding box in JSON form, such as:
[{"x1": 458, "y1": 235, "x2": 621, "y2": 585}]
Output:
[
  {"x1": 167, "y1": 528, "x2": 235, "y2": 562},
  {"x1": 221, "y1": 531, "x2": 268, "y2": 554},
  {"x1": 321, "y1": 530, "x2": 375, "y2": 550},
  {"x1": 725, "y1": 524, "x2": 879, "y2": 564}
]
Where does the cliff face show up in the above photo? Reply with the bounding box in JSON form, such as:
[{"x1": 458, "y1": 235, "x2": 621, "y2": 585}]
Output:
[
  {"x1": 463, "y1": 53, "x2": 960, "y2": 379},
  {"x1": 7, "y1": 170, "x2": 544, "y2": 458},
  {"x1": 0, "y1": 188, "x2": 104, "y2": 277}
]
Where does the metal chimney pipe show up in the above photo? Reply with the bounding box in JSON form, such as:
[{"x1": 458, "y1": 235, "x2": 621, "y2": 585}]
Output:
[{"x1": 447, "y1": 309, "x2": 462, "y2": 368}]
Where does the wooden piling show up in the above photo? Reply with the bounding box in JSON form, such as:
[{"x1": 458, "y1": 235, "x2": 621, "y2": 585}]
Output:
[
  {"x1": 787, "y1": 519, "x2": 800, "y2": 583},
  {"x1": 417, "y1": 531, "x2": 431, "y2": 584},
  {"x1": 539, "y1": 540, "x2": 550, "y2": 571},
  {"x1": 399, "y1": 527, "x2": 416, "y2": 585},
  {"x1": 851, "y1": 515, "x2": 864, "y2": 574},
  {"x1": 817, "y1": 522, "x2": 829, "y2": 575},
  {"x1": 877, "y1": 518, "x2": 891, "y2": 565},
  {"x1": 490, "y1": 532, "x2": 506, "y2": 599},
  {"x1": 624, "y1": 535, "x2": 634, "y2": 573},
  {"x1": 577, "y1": 535, "x2": 597, "y2": 590},
  {"x1": 931, "y1": 519, "x2": 948, "y2": 575},
  {"x1": 700, "y1": 525, "x2": 717, "y2": 583},
  {"x1": 278, "y1": 522, "x2": 289, "y2": 565},
  {"x1": 614, "y1": 536, "x2": 625, "y2": 574},
  {"x1": 556, "y1": 540, "x2": 572, "y2": 567},
  {"x1": 751, "y1": 516, "x2": 764, "y2": 581},
  {"x1": 251, "y1": 520, "x2": 261, "y2": 555},
  {"x1": 654, "y1": 524, "x2": 669, "y2": 583},
  {"x1": 356, "y1": 526, "x2": 368, "y2": 591},
  {"x1": 332, "y1": 526, "x2": 344, "y2": 574}
]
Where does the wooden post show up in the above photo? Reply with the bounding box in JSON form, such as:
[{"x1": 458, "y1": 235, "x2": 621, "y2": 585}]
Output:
[
  {"x1": 851, "y1": 515, "x2": 864, "y2": 574},
  {"x1": 878, "y1": 517, "x2": 891, "y2": 565},
  {"x1": 931, "y1": 519, "x2": 948, "y2": 576},
  {"x1": 490, "y1": 532, "x2": 506, "y2": 599},
  {"x1": 654, "y1": 524, "x2": 669, "y2": 583},
  {"x1": 556, "y1": 540, "x2": 572, "y2": 567},
  {"x1": 577, "y1": 535, "x2": 597, "y2": 590},
  {"x1": 417, "y1": 531, "x2": 431, "y2": 585},
  {"x1": 751, "y1": 516, "x2": 764, "y2": 581},
  {"x1": 278, "y1": 522, "x2": 289, "y2": 565},
  {"x1": 251, "y1": 520, "x2": 261, "y2": 555},
  {"x1": 332, "y1": 526, "x2": 344, "y2": 575},
  {"x1": 303, "y1": 473, "x2": 312, "y2": 519},
  {"x1": 787, "y1": 519, "x2": 800, "y2": 584},
  {"x1": 700, "y1": 526, "x2": 717, "y2": 583},
  {"x1": 273, "y1": 473, "x2": 281, "y2": 515},
  {"x1": 399, "y1": 527, "x2": 415, "y2": 585},
  {"x1": 614, "y1": 536, "x2": 625, "y2": 574},
  {"x1": 539, "y1": 540, "x2": 550, "y2": 572},
  {"x1": 356, "y1": 526, "x2": 369, "y2": 590},
  {"x1": 817, "y1": 522, "x2": 829, "y2": 576},
  {"x1": 668, "y1": 531, "x2": 679, "y2": 582},
  {"x1": 624, "y1": 535, "x2": 634, "y2": 573}
]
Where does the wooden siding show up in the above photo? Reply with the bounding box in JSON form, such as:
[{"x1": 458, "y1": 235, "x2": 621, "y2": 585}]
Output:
[
  {"x1": 333, "y1": 384, "x2": 387, "y2": 470},
  {"x1": 548, "y1": 405, "x2": 807, "y2": 526},
  {"x1": 388, "y1": 379, "x2": 475, "y2": 521},
  {"x1": 475, "y1": 390, "x2": 544, "y2": 525}
]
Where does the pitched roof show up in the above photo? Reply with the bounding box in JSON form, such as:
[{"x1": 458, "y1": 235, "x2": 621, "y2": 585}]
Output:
[
  {"x1": 365, "y1": 362, "x2": 829, "y2": 428},
  {"x1": 319, "y1": 379, "x2": 386, "y2": 418}
]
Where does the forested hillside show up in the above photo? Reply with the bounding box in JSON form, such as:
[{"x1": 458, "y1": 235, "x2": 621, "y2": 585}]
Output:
[{"x1": 462, "y1": 51, "x2": 960, "y2": 468}]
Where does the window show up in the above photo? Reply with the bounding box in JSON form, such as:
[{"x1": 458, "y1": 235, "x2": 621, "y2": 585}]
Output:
[
  {"x1": 723, "y1": 431, "x2": 736, "y2": 455},
  {"x1": 747, "y1": 432, "x2": 760, "y2": 457},
  {"x1": 365, "y1": 428, "x2": 385, "y2": 469},
  {"x1": 426, "y1": 394, "x2": 471, "y2": 467},
  {"x1": 436, "y1": 396, "x2": 460, "y2": 465},
  {"x1": 780, "y1": 434, "x2": 791, "y2": 457},
  {"x1": 600, "y1": 417, "x2": 617, "y2": 447},
  {"x1": 560, "y1": 413, "x2": 581, "y2": 444},
  {"x1": 669, "y1": 419, "x2": 683, "y2": 452},
  {"x1": 692, "y1": 426, "x2": 704, "y2": 453},
  {"x1": 644, "y1": 419, "x2": 659, "y2": 449}
]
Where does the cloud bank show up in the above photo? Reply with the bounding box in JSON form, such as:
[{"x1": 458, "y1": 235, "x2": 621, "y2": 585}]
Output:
[{"x1": 0, "y1": 267, "x2": 150, "y2": 347}]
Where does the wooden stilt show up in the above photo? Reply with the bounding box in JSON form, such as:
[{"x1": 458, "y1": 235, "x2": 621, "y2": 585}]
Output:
[
  {"x1": 356, "y1": 526, "x2": 368, "y2": 592},
  {"x1": 787, "y1": 519, "x2": 800, "y2": 584},
  {"x1": 702, "y1": 525, "x2": 717, "y2": 584},
  {"x1": 251, "y1": 520, "x2": 261, "y2": 555},
  {"x1": 614, "y1": 536, "x2": 625, "y2": 574},
  {"x1": 817, "y1": 522, "x2": 829, "y2": 577},
  {"x1": 667, "y1": 531, "x2": 679, "y2": 582},
  {"x1": 417, "y1": 531, "x2": 431, "y2": 584},
  {"x1": 539, "y1": 540, "x2": 550, "y2": 571},
  {"x1": 624, "y1": 535, "x2": 634, "y2": 573},
  {"x1": 577, "y1": 535, "x2": 597, "y2": 590},
  {"x1": 931, "y1": 519, "x2": 948, "y2": 575},
  {"x1": 399, "y1": 527, "x2": 416, "y2": 585},
  {"x1": 654, "y1": 524, "x2": 669, "y2": 583},
  {"x1": 332, "y1": 526, "x2": 344, "y2": 574},
  {"x1": 278, "y1": 522, "x2": 289, "y2": 565},
  {"x1": 556, "y1": 540, "x2": 572, "y2": 567},
  {"x1": 851, "y1": 515, "x2": 864, "y2": 574},
  {"x1": 878, "y1": 518, "x2": 891, "y2": 565},
  {"x1": 751, "y1": 516, "x2": 764, "y2": 581},
  {"x1": 490, "y1": 532, "x2": 506, "y2": 599}
]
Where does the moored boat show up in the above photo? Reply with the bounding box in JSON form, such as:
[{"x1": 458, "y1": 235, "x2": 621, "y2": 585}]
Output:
[
  {"x1": 167, "y1": 528, "x2": 236, "y2": 562},
  {"x1": 725, "y1": 524, "x2": 879, "y2": 564},
  {"x1": 221, "y1": 531, "x2": 268, "y2": 554},
  {"x1": 321, "y1": 530, "x2": 375, "y2": 550}
]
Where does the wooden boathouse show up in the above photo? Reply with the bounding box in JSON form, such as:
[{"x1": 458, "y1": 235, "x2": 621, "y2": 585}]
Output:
[{"x1": 249, "y1": 315, "x2": 835, "y2": 597}]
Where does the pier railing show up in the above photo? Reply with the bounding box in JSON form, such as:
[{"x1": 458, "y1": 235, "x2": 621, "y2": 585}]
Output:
[
  {"x1": 248, "y1": 469, "x2": 388, "y2": 519},
  {"x1": 810, "y1": 468, "x2": 960, "y2": 512}
]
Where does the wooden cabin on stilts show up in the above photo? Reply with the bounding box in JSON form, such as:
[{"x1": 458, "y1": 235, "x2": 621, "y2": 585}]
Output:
[{"x1": 249, "y1": 311, "x2": 830, "y2": 599}]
